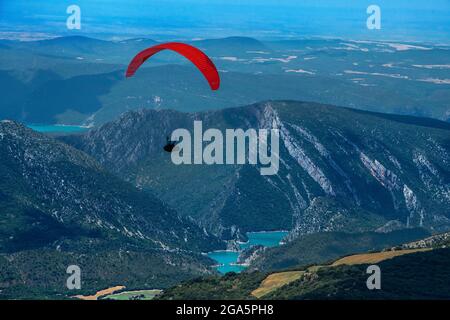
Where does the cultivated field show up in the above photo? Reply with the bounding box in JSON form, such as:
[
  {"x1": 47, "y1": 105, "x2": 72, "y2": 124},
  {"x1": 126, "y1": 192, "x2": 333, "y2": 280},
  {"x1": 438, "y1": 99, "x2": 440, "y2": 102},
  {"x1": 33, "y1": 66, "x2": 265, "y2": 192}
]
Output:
[
  {"x1": 251, "y1": 271, "x2": 304, "y2": 298},
  {"x1": 331, "y1": 248, "x2": 430, "y2": 266}
]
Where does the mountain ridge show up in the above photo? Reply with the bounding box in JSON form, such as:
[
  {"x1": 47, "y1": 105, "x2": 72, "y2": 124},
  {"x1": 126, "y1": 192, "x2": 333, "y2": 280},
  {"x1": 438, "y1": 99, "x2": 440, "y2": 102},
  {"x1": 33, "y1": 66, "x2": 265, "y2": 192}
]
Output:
[
  {"x1": 67, "y1": 101, "x2": 450, "y2": 240},
  {"x1": 0, "y1": 120, "x2": 222, "y2": 252}
]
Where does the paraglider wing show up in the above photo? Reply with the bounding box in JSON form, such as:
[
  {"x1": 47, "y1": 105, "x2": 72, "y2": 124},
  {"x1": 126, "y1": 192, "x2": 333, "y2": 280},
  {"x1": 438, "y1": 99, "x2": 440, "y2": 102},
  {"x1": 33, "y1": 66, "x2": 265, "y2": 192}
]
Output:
[{"x1": 126, "y1": 42, "x2": 220, "y2": 90}]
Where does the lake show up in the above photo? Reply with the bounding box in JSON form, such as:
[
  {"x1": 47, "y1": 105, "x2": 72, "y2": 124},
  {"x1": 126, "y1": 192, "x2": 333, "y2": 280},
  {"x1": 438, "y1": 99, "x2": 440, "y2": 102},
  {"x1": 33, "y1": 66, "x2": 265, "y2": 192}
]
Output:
[
  {"x1": 207, "y1": 251, "x2": 247, "y2": 274},
  {"x1": 28, "y1": 124, "x2": 90, "y2": 133},
  {"x1": 207, "y1": 231, "x2": 288, "y2": 274},
  {"x1": 239, "y1": 231, "x2": 289, "y2": 250}
]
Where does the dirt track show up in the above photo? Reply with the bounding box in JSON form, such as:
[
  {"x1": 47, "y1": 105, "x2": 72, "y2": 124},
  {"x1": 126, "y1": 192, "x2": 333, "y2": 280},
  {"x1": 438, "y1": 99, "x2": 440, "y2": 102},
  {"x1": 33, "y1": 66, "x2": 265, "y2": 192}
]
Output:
[{"x1": 74, "y1": 286, "x2": 126, "y2": 300}]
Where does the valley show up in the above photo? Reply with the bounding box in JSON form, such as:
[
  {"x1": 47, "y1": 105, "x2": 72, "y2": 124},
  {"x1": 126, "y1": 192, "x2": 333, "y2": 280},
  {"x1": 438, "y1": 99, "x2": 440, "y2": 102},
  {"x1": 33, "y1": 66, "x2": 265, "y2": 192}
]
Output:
[
  {"x1": 0, "y1": 101, "x2": 449, "y2": 299},
  {"x1": 0, "y1": 0, "x2": 449, "y2": 303},
  {"x1": 1, "y1": 38, "x2": 449, "y2": 298},
  {"x1": 1, "y1": 99, "x2": 449, "y2": 299}
]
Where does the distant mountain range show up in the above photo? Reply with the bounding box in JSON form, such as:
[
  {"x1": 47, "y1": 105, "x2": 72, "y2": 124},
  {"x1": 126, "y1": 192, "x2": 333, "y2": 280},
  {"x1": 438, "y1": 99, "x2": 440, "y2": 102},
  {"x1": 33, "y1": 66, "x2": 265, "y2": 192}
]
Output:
[
  {"x1": 68, "y1": 101, "x2": 450, "y2": 240},
  {"x1": 1, "y1": 36, "x2": 449, "y2": 126}
]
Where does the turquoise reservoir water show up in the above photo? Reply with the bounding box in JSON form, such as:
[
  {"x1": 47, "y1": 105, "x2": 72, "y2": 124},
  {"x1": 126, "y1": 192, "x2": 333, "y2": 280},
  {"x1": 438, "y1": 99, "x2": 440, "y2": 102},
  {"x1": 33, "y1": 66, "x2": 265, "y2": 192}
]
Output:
[
  {"x1": 239, "y1": 231, "x2": 289, "y2": 250},
  {"x1": 28, "y1": 124, "x2": 89, "y2": 133},
  {"x1": 207, "y1": 231, "x2": 288, "y2": 274},
  {"x1": 207, "y1": 251, "x2": 246, "y2": 274}
]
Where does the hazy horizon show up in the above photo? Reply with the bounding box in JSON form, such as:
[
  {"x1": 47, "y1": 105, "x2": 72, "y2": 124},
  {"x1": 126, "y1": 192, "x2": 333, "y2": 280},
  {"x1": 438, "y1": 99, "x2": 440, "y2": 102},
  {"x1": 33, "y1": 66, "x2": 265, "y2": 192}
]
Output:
[{"x1": 1, "y1": 0, "x2": 449, "y2": 43}]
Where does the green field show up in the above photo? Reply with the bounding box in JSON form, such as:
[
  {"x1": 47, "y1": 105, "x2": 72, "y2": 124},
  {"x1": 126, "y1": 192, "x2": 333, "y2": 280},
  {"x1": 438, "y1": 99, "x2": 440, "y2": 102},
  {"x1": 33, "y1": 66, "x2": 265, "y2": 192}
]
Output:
[{"x1": 104, "y1": 290, "x2": 162, "y2": 300}]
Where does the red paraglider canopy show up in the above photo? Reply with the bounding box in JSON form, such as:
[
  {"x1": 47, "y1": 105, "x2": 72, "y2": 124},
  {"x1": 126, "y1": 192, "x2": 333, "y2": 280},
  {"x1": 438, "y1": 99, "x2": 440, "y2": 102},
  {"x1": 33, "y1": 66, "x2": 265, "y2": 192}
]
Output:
[{"x1": 126, "y1": 42, "x2": 220, "y2": 90}]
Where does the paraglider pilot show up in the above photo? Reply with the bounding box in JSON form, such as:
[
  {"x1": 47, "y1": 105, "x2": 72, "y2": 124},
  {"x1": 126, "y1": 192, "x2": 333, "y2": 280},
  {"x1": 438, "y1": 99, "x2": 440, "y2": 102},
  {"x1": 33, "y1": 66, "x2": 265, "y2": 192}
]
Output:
[{"x1": 163, "y1": 136, "x2": 177, "y2": 153}]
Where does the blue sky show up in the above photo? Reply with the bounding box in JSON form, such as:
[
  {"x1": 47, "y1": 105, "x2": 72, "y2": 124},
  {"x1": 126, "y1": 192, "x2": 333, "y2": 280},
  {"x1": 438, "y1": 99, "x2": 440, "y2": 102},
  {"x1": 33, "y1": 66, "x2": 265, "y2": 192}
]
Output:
[{"x1": 1, "y1": 0, "x2": 449, "y2": 42}]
